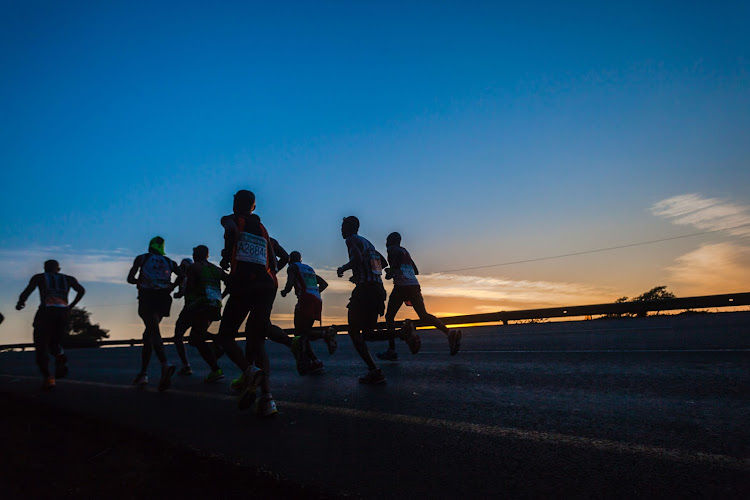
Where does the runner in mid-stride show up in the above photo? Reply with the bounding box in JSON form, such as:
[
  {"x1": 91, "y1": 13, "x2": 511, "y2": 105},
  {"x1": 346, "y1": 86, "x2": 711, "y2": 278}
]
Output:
[
  {"x1": 173, "y1": 257, "x2": 194, "y2": 375},
  {"x1": 336, "y1": 216, "x2": 419, "y2": 384},
  {"x1": 218, "y1": 189, "x2": 278, "y2": 416},
  {"x1": 280, "y1": 250, "x2": 333, "y2": 375},
  {"x1": 16, "y1": 260, "x2": 85, "y2": 390},
  {"x1": 127, "y1": 236, "x2": 184, "y2": 392},
  {"x1": 379, "y1": 232, "x2": 461, "y2": 361},
  {"x1": 173, "y1": 246, "x2": 226, "y2": 383}
]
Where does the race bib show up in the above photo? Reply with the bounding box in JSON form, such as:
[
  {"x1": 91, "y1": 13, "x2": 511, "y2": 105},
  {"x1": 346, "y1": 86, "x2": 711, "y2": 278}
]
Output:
[
  {"x1": 303, "y1": 273, "x2": 318, "y2": 291},
  {"x1": 206, "y1": 284, "x2": 222, "y2": 302},
  {"x1": 400, "y1": 264, "x2": 416, "y2": 280},
  {"x1": 236, "y1": 232, "x2": 267, "y2": 265},
  {"x1": 370, "y1": 253, "x2": 383, "y2": 275}
]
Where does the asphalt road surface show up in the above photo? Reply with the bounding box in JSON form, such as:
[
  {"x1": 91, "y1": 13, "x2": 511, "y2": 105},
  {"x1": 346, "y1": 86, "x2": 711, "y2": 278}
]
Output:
[{"x1": 1, "y1": 312, "x2": 749, "y2": 498}]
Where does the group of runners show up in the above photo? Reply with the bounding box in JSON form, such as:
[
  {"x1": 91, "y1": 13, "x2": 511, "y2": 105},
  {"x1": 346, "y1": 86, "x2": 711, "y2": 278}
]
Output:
[{"x1": 14, "y1": 190, "x2": 461, "y2": 416}]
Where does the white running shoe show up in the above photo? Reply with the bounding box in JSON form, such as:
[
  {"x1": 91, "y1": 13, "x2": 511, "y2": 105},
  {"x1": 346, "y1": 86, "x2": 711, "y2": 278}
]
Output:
[
  {"x1": 238, "y1": 366, "x2": 266, "y2": 411},
  {"x1": 256, "y1": 393, "x2": 278, "y2": 417}
]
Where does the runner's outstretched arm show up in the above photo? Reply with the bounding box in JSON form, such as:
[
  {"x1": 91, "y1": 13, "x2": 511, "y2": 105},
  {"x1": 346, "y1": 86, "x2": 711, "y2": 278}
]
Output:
[
  {"x1": 280, "y1": 266, "x2": 295, "y2": 297},
  {"x1": 317, "y1": 275, "x2": 328, "y2": 293},
  {"x1": 16, "y1": 275, "x2": 41, "y2": 310},
  {"x1": 126, "y1": 256, "x2": 141, "y2": 285},
  {"x1": 337, "y1": 238, "x2": 363, "y2": 276},
  {"x1": 68, "y1": 278, "x2": 85, "y2": 310}
]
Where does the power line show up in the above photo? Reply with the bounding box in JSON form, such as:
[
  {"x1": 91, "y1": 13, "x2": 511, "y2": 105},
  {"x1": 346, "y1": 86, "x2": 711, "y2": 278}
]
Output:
[{"x1": 434, "y1": 222, "x2": 750, "y2": 274}]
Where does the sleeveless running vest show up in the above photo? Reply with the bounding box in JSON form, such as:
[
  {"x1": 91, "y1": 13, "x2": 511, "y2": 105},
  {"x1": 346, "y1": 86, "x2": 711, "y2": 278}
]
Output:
[
  {"x1": 351, "y1": 235, "x2": 383, "y2": 284},
  {"x1": 186, "y1": 262, "x2": 223, "y2": 310},
  {"x1": 43, "y1": 273, "x2": 70, "y2": 307},
  {"x1": 389, "y1": 246, "x2": 419, "y2": 287},
  {"x1": 138, "y1": 253, "x2": 173, "y2": 291},
  {"x1": 230, "y1": 215, "x2": 272, "y2": 274},
  {"x1": 293, "y1": 262, "x2": 322, "y2": 301}
]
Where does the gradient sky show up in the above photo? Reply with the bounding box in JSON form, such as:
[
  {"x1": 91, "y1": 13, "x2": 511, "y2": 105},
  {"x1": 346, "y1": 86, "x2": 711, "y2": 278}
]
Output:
[{"x1": 2, "y1": 1, "x2": 749, "y2": 343}]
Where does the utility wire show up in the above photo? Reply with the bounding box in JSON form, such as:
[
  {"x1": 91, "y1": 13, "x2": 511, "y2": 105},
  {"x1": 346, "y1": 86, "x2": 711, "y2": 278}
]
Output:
[{"x1": 434, "y1": 222, "x2": 750, "y2": 274}]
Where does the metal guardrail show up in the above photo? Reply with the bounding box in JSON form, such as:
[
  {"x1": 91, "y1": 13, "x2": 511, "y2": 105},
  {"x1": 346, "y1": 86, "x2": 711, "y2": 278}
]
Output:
[{"x1": 2, "y1": 292, "x2": 749, "y2": 351}]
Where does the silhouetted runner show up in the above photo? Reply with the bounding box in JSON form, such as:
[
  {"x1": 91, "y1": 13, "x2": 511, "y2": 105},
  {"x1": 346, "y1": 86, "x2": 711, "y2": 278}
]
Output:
[
  {"x1": 173, "y1": 257, "x2": 194, "y2": 374},
  {"x1": 218, "y1": 190, "x2": 277, "y2": 416},
  {"x1": 127, "y1": 236, "x2": 184, "y2": 392},
  {"x1": 378, "y1": 232, "x2": 461, "y2": 361},
  {"x1": 336, "y1": 216, "x2": 419, "y2": 384},
  {"x1": 173, "y1": 246, "x2": 227, "y2": 383},
  {"x1": 16, "y1": 260, "x2": 85, "y2": 390},
  {"x1": 280, "y1": 251, "x2": 333, "y2": 375}
]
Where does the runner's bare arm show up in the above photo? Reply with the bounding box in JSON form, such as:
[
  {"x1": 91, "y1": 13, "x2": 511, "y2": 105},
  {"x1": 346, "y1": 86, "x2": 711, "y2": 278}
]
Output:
[
  {"x1": 68, "y1": 277, "x2": 86, "y2": 310},
  {"x1": 317, "y1": 275, "x2": 328, "y2": 293},
  {"x1": 337, "y1": 237, "x2": 363, "y2": 277},
  {"x1": 171, "y1": 259, "x2": 186, "y2": 290},
  {"x1": 126, "y1": 256, "x2": 141, "y2": 285},
  {"x1": 280, "y1": 266, "x2": 295, "y2": 297},
  {"x1": 273, "y1": 239, "x2": 290, "y2": 272},
  {"x1": 16, "y1": 274, "x2": 42, "y2": 310}
]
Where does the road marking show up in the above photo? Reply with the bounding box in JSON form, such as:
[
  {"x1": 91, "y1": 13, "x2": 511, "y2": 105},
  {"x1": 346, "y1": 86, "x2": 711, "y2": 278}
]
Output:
[
  {"x1": 3, "y1": 374, "x2": 748, "y2": 471},
  {"x1": 421, "y1": 348, "x2": 750, "y2": 354}
]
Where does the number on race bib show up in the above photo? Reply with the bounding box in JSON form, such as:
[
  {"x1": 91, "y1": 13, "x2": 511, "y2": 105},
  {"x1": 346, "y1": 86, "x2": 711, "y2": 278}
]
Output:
[
  {"x1": 370, "y1": 253, "x2": 382, "y2": 275},
  {"x1": 236, "y1": 232, "x2": 267, "y2": 265}
]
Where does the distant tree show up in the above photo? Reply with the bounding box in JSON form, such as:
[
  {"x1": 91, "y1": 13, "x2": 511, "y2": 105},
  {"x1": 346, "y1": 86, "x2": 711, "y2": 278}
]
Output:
[
  {"x1": 631, "y1": 286, "x2": 676, "y2": 316},
  {"x1": 632, "y1": 286, "x2": 676, "y2": 302},
  {"x1": 67, "y1": 307, "x2": 109, "y2": 343},
  {"x1": 608, "y1": 287, "x2": 677, "y2": 318}
]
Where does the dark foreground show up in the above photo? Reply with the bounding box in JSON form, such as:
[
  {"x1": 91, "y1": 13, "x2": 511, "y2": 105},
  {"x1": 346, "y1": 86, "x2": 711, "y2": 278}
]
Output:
[
  {"x1": 1, "y1": 312, "x2": 749, "y2": 498},
  {"x1": 0, "y1": 391, "x2": 348, "y2": 499}
]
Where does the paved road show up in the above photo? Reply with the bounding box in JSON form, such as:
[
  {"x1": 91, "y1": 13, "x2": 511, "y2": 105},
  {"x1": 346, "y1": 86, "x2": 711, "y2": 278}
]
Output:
[{"x1": 1, "y1": 312, "x2": 749, "y2": 498}]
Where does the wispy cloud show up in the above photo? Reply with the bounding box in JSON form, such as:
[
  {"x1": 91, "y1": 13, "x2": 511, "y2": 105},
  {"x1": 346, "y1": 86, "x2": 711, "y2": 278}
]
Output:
[
  {"x1": 0, "y1": 247, "x2": 193, "y2": 284},
  {"x1": 418, "y1": 273, "x2": 615, "y2": 307},
  {"x1": 315, "y1": 266, "x2": 614, "y2": 309},
  {"x1": 651, "y1": 194, "x2": 750, "y2": 237},
  {"x1": 666, "y1": 242, "x2": 750, "y2": 295}
]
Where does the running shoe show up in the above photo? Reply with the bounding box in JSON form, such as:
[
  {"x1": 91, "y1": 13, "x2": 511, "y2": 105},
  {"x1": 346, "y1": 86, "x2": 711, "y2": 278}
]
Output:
[
  {"x1": 296, "y1": 359, "x2": 313, "y2": 376},
  {"x1": 230, "y1": 373, "x2": 245, "y2": 392},
  {"x1": 448, "y1": 329, "x2": 462, "y2": 356},
  {"x1": 358, "y1": 368, "x2": 387, "y2": 385},
  {"x1": 402, "y1": 320, "x2": 421, "y2": 355},
  {"x1": 290, "y1": 336, "x2": 302, "y2": 363},
  {"x1": 54, "y1": 353, "x2": 68, "y2": 379},
  {"x1": 376, "y1": 350, "x2": 399, "y2": 361},
  {"x1": 203, "y1": 369, "x2": 224, "y2": 383},
  {"x1": 42, "y1": 376, "x2": 56, "y2": 390},
  {"x1": 158, "y1": 365, "x2": 176, "y2": 392},
  {"x1": 238, "y1": 366, "x2": 266, "y2": 411},
  {"x1": 133, "y1": 373, "x2": 148, "y2": 386},
  {"x1": 178, "y1": 365, "x2": 193, "y2": 376},
  {"x1": 323, "y1": 327, "x2": 338, "y2": 355},
  {"x1": 256, "y1": 393, "x2": 278, "y2": 417}
]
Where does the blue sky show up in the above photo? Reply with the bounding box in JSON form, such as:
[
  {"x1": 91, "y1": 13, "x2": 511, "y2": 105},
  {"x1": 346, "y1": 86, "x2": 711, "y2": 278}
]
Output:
[{"x1": 2, "y1": 1, "x2": 749, "y2": 343}]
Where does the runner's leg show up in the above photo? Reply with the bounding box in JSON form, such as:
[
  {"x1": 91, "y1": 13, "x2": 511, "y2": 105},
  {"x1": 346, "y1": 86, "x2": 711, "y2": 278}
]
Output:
[
  {"x1": 32, "y1": 311, "x2": 51, "y2": 378},
  {"x1": 217, "y1": 293, "x2": 251, "y2": 372},
  {"x1": 348, "y1": 305, "x2": 377, "y2": 370},
  {"x1": 173, "y1": 309, "x2": 190, "y2": 367},
  {"x1": 190, "y1": 312, "x2": 220, "y2": 371},
  {"x1": 384, "y1": 289, "x2": 405, "y2": 351},
  {"x1": 411, "y1": 293, "x2": 450, "y2": 334}
]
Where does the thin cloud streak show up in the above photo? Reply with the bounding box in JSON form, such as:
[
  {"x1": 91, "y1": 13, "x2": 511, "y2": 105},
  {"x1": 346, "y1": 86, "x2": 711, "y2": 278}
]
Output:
[
  {"x1": 0, "y1": 247, "x2": 192, "y2": 284},
  {"x1": 667, "y1": 242, "x2": 750, "y2": 295},
  {"x1": 652, "y1": 194, "x2": 750, "y2": 237}
]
